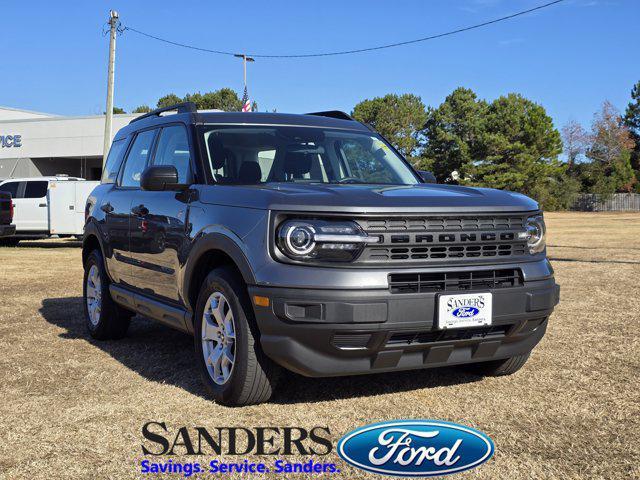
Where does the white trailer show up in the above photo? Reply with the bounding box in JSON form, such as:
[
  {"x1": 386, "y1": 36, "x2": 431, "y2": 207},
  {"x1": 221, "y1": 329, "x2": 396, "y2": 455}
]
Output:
[
  {"x1": 47, "y1": 180, "x2": 99, "y2": 235},
  {"x1": 0, "y1": 176, "x2": 98, "y2": 240}
]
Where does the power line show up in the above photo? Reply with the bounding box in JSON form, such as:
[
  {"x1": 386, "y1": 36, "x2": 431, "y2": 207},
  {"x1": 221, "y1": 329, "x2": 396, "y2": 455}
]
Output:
[{"x1": 123, "y1": 0, "x2": 566, "y2": 59}]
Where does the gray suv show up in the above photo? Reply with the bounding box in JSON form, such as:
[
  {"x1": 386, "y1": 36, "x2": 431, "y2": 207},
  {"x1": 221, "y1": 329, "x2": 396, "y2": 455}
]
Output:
[{"x1": 83, "y1": 103, "x2": 559, "y2": 406}]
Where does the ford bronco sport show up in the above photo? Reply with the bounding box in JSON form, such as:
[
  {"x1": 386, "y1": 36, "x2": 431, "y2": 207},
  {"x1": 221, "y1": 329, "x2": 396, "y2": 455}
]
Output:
[{"x1": 83, "y1": 102, "x2": 559, "y2": 406}]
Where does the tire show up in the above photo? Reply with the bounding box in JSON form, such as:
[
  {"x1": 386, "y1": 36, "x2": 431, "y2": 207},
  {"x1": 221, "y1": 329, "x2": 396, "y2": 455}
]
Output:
[
  {"x1": 465, "y1": 352, "x2": 531, "y2": 376},
  {"x1": 83, "y1": 249, "x2": 132, "y2": 340},
  {"x1": 0, "y1": 238, "x2": 20, "y2": 247},
  {"x1": 194, "y1": 266, "x2": 279, "y2": 406}
]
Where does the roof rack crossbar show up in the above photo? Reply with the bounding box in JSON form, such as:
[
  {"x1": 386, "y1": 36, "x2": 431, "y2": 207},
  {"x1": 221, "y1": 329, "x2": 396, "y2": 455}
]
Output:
[
  {"x1": 129, "y1": 102, "x2": 197, "y2": 124},
  {"x1": 305, "y1": 110, "x2": 354, "y2": 121}
]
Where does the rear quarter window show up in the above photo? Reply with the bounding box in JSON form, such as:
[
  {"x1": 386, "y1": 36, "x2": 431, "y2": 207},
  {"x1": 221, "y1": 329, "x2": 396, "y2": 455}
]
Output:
[{"x1": 101, "y1": 138, "x2": 129, "y2": 184}]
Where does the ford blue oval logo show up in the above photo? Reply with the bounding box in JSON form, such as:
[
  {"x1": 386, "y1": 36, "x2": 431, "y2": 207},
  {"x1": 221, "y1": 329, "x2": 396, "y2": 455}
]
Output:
[
  {"x1": 452, "y1": 306, "x2": 480, "y2": 318},
  {"x1": 337, "y1": 420, "x2": 494, "y2": 477}
]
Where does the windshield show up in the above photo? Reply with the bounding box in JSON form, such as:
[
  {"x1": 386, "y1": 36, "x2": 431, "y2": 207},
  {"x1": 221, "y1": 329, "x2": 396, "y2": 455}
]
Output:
[{"x1": 200, "y1": 126, "x2": 420, "y2": 185}]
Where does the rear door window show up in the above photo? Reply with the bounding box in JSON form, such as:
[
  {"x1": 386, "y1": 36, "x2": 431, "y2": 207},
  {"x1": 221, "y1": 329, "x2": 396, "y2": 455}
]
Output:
[
  {"x1": 24, "y1": 181, "x2": 48, "y2": 199},
  {"x1": 153, "y1": 125, "x2": 192, "y2": 184},
  {"x1": 0, "y1": 181, "x2": 20, "y2": 198},
  {"x1": 120, "y1": 129, "x2": 157, "y2": 187}
]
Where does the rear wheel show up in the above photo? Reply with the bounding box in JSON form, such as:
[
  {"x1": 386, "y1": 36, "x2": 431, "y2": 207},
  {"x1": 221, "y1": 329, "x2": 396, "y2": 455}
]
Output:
[
  {"x1": 465, "y1": 352, "x2": 531, "y2": 376},
  {"x1": 83, "y1": 250, "x2": 132, "y2": 340},
  {"x1": 194, "y1": 266, "x2": 279, "y2": 406}
]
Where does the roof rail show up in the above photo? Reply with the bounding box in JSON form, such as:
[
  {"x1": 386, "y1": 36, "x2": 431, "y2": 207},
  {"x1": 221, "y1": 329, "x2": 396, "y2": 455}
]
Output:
[
  {"x1": 129, "y1": 102, "x2": 197, "y2": 124},
  {"x1": 305, "y1": 110, "x2": 354, "y2": 121}
]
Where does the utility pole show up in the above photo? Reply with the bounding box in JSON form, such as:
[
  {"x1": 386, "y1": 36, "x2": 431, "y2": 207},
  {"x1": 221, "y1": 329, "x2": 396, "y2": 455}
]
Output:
[{"x1": 102, "y1": 10, "x2": 119, "y2": 165}]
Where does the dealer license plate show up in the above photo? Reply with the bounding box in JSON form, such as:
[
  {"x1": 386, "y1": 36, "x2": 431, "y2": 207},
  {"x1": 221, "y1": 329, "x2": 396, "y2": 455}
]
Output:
[{"x1": 438, "y1": 292, "x2": 493, "y2": 329}]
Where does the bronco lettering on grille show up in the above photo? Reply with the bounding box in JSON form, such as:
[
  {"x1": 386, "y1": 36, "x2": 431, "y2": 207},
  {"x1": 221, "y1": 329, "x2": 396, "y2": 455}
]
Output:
[{"x1": 390, "y1": 231, "x2": 518, "y2": 244}]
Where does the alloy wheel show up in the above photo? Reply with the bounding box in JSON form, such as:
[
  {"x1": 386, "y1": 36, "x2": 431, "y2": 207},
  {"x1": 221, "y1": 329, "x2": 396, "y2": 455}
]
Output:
[
  {"x1": 201, "y1": 291, "x2": 236, "y2": 385},
  {"x1": 86, "y1": 264, "x2": 102, "y2": 326}
]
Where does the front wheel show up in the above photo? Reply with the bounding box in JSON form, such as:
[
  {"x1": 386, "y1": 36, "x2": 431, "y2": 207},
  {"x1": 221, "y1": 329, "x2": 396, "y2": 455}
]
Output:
[
  {"x1": 465, "y1": 352, "x2": 531, "y2": 376},
  {"x1": 194, "y1": 266, "x2": 279, "y2": 406},
  {"x1": 83, "y1": 250, "x2": 132, "y2": 340}
]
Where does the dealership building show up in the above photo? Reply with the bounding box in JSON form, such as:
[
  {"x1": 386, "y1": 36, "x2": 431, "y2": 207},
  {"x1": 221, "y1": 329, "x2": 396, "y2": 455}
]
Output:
[{"x1": 0, "y1": 106, "x2": 137, "y2": 181}]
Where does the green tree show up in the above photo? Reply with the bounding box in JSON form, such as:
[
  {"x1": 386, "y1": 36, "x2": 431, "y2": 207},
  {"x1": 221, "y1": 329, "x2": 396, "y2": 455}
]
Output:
[
  {"x1": 583, "y1": 101, "x2": 636, "y2": 195},
  {"x1": 422, "y1": 89, "x2": 574, "y2": 209},
  {"x1": 467, "y1": 93, "x2": 576, "y2": 210},
  {"x1": 351, "y1": 94, "x2": 427, "y2": 162},
  {"x1": 623, "y1": 80, "x2": 640, "y2": 189},
  {"x1": 156, "y1": 89, "x2": 244, "y2": 112},
  {"x1": 422, "y1": 87, "x2": 488, "y2": 182},
  {"x1": 132, "y1": 105, "x2": 152, "y2": 113},
  {"x1": 184, "y1": 88, "x2": 243, "y2": 111},
  {"x1": 156, "y1": 93, "x2": 182, "y2": 108}
]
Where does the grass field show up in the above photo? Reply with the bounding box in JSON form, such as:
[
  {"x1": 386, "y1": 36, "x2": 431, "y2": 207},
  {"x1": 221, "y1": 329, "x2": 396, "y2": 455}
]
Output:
[{"x1": 0, "y1": 212, "x2": 638, "y2": 479}]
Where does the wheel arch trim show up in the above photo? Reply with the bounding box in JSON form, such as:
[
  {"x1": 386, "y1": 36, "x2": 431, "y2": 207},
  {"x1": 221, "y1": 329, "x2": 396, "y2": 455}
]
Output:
[{"x1": 182, "y1": 231, "x2": 257, "y2": 316}]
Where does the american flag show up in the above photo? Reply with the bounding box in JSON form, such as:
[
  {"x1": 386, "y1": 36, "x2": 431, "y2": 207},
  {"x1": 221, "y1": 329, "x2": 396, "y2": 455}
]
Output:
[{"x1": 241, "y1": 86, "x2": 251, "y2": 112}]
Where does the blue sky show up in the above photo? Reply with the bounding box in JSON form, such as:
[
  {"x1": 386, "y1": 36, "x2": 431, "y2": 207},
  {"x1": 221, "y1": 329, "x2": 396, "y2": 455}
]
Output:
[{"x1": 1, "y1": 0, "x2": 638, "y2": 130}]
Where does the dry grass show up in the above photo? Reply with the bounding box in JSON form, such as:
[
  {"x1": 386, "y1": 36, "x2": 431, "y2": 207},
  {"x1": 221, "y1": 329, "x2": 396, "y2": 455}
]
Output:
[{"x1": 0, "y1": 212, "x2": 639, "y2": 479}]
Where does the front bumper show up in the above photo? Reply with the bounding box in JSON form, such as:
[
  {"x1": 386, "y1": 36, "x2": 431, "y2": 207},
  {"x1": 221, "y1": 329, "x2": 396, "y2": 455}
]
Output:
[
  {"x1": 249, "y1": 278, "x2": 559, "y2": 377},
  {"x1": 0, "y1": 225, "x2": 16, "y2": 238}
]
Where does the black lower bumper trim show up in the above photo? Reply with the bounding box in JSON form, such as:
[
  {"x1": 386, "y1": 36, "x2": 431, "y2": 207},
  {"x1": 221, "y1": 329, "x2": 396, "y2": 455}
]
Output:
[{"x1": 249, "y1": 279, "x2": 558, "y2": 377}]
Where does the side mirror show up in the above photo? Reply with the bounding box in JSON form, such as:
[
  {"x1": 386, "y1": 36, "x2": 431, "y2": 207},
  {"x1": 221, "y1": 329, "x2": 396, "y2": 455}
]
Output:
[
  {"x1": 418, "y1": 170, "x2": 437, "y2": 184},
  {"x1": 140, "y1": 165, "x2": 184, "y2": 191}
]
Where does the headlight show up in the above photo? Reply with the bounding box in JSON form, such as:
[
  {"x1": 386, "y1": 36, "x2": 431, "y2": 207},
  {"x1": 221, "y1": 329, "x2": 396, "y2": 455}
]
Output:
[
  {"x1": 525, "y1": 215, "x2": 546, "y2": 254},
  {"x1": 276, "y1": 219, "x2": 379, "y2": 262}
]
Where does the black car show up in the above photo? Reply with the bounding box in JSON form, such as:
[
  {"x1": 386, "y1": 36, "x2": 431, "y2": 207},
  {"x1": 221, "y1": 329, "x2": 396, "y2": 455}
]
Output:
[
  {"x1": 0, "y1": 191, "x2": 16, "y2": 243},
  {"x1": 83, "y1": 102, "x2": 559, "y2": 406}
]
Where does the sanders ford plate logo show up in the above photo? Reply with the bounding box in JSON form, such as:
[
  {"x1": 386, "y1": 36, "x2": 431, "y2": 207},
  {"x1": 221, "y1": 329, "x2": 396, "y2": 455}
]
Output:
[
  {"x1": 452, "y1": 306, "x2": 480, "y2": 318},
  {"x1": 337, "y1": 420, "x2": 494, "y2": 477}
]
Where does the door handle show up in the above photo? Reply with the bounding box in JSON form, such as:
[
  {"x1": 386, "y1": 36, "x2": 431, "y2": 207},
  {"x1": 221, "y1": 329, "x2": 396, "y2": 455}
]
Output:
[
  {"x1": 100, "y1": 203, "x2": 114, "y2": 213},
  {"x1": 131, "y1": 204, "x2": 149, "y2": 216},
  {"x1": 39, "y1": 203, "x2": 47, "y2": 208}
]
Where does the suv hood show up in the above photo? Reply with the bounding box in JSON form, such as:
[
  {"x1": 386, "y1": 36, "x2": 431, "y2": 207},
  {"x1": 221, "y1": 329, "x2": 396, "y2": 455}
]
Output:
[{"x1": 198, "y1": 183, "x2": 539, "y2": 213}]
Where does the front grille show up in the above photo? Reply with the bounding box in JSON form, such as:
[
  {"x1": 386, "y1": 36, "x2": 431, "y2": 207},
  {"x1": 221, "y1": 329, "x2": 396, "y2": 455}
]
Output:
[
  {"x1": 358, "y1": 216, "x2": 525, "y2": 232},
  {"x1": 367, "y1": 243, "x2": 527, "y2": 262},
  {"x1": 389, "y1": 268, "x2": 522, "y2": 294},
  {"x1": 387, "y1": 325, "x2": 511, "y2": 346},
  {"x1": 355, "y1": 214, "x2": 530, "y2": 265}
]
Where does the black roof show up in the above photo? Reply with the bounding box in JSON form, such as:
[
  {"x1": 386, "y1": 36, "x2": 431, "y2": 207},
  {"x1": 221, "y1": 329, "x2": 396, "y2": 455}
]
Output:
[{"x1": 115, "y1": 104, "x2": 370, "y2": 140}]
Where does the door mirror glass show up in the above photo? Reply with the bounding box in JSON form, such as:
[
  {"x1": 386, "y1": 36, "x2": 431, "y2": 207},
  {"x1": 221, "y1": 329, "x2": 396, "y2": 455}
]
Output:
[
  {"x1": 140, "y1": 165, "x2": 184, "y2": 191},
  {"x1": 418, "y1": 170, "x2": 437, "y2": 183}
]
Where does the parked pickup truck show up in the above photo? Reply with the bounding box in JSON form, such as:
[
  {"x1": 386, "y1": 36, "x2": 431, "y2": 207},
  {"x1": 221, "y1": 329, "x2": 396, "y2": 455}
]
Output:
[
  {"x1": 0, "y1": 191, "x2": 16, "y2": 243},
  {"x1": 0, "y1": 176, "x2": 99, "y2": 244},
  {"x1": 83, "y1": 103, "x2": 560, "y2": 406}
]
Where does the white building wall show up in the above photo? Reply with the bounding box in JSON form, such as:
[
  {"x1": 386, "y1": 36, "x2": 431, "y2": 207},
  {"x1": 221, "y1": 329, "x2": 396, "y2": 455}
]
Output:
[{"x1": 0, "y1": 114, "x2": 137, "y2": 160}]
